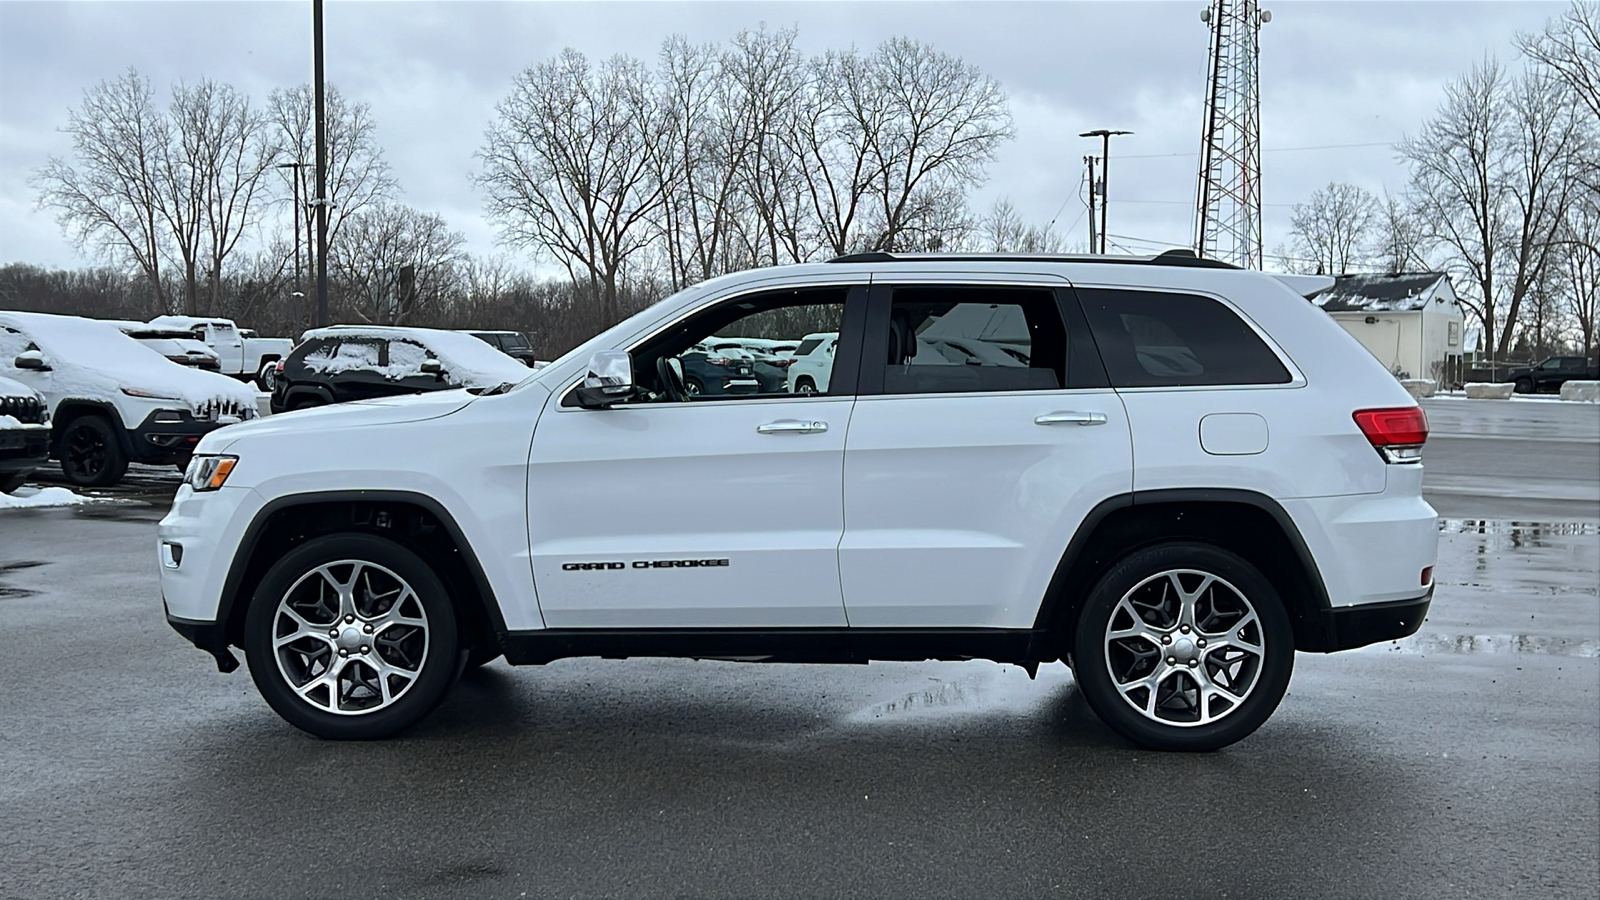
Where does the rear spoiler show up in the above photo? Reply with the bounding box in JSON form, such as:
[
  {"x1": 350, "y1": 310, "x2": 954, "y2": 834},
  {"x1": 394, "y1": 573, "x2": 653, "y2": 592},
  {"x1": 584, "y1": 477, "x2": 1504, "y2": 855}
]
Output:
[{"x1": 1271, "y1": 273, "x2": 1336, "y2": 299}]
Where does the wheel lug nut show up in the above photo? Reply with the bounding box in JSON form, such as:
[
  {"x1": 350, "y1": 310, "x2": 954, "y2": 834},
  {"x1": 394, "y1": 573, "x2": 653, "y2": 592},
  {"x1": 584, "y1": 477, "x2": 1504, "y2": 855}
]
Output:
[
  {"x1": 338, "y1": 649, "x2": 349, "y2": 657},
  {"x1": 1161, "y1": 635, "x2": 1172, "y2": 645},
  {"x1": 1167, "y1": 657, "x2": 1176, "y2": 665},
  {"x1": 1197, "y1": 639, "x2": 1206, "y2": 648},
  {"x1": 1180, "y1": 625, "x2": 1190, "y2": 634},
  {"x1": 328, "y1": 629, "x2": 339, "y2": 637},
  {"x1": 359, "y1": 646, "x2": 369, "y2": 654},
  {"x1": 345, "y1": 615, "x2": 355, "y2": 624},
  {"x1": 1187, "y1": 658, "x2": 1198, "y2": 667},
  {"x1": 363, "y1": 624, "x2": 373, "y2": 634}
]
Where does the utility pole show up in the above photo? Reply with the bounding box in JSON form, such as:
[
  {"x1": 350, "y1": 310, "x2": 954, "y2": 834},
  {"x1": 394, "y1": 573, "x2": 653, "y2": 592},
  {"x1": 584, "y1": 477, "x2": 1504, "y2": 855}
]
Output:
[
  {"x1": 1080, "y1": 129, "x2": 1132, "y2": 254},
  {"x1": 275, "y1": 161, "x2": 308, "y2": 328},
  {"x1": 1084, "y1": 155, "x2": 1099, "y2": 253},
  {"x1": 312, "y1": 0, "x2": 330, "y2": 328}
]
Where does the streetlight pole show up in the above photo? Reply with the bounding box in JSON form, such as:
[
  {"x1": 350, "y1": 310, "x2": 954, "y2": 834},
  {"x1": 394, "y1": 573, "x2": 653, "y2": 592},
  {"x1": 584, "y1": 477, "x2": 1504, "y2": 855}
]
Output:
[
  {"x1": 1083, "y1": 155, "x2": 1098, "y2": 253},
  {"x1": 312, "y1": 0, "x2": 330, "y2": 328},
  {"x1": 275, "y1": 161, "x2": 308, "y2": 328},
  {"x1": 1081, "y1": 128, "x2": 1132, "y2": 253}
]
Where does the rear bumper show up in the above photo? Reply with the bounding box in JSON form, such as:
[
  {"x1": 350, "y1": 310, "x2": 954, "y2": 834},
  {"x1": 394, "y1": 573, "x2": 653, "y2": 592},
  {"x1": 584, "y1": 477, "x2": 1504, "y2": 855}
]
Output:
[
  {"x1": 1310, "y1": 587, "x2": 1432, "y2": 652},
  {"x1": 0, "y1": 426, "x2": 50, "y2": 472}
]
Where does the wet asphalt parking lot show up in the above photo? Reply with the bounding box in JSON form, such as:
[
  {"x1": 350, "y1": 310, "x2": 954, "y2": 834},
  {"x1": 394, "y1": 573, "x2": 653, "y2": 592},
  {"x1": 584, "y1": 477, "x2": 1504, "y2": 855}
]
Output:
[{"x1": 1, "y1": 398, "x2": 1596, "y2": 899}]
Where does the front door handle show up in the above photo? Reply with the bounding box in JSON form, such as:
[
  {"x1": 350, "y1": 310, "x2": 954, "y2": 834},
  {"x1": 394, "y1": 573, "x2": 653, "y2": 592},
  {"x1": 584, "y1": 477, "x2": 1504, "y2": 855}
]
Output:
[
  {"x1": 757, "y1": 419, "x2": 828, "y2": 435},
  {"x1": 1035, "y1": 411, "x2": 1108, "y2": 426}
]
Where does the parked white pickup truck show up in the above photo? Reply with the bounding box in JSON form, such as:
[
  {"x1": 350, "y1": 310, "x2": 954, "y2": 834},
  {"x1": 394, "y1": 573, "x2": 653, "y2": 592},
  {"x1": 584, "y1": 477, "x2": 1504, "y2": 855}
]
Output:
[{"x1": 147, "y1": 316, "x2": 294, "y2": 390}]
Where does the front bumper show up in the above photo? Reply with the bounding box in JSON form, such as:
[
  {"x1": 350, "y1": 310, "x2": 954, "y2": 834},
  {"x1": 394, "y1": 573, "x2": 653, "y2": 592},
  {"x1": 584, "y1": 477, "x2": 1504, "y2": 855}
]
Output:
[
  {"x1": 130, "y1": 409, "x2": 241, "y2": 464},
  {"x1": 164, "y1": 611, "x2": 240, "y2": 672},
  {"x1": 0, "y1": 426, "x2": 50, "y2": 473}
]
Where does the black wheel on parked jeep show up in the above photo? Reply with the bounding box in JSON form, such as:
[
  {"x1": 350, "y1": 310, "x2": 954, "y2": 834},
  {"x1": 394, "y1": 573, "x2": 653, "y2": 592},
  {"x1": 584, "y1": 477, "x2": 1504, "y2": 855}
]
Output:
[
  {"x1": 243, "y1": 533, "x2": 461, "y2": 740},
  {"x1": 1513, "y1": 377, "x2": 1534, "y2": 394},
  {"x1": 1, "y1": 472, "x2": 26, "y2": 494},
  {"x1": 58, "y1": 415, "x2": 128, "y2": 487},
  {"x1": 1071, "y1": 541, "x2": 1294, "y2": 752}
]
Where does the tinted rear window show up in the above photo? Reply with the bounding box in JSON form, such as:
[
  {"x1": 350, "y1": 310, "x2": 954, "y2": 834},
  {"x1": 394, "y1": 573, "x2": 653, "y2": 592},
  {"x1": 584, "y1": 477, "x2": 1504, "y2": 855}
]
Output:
[
  {"x1": 1077, "y1": 289, "x2": 1291, "y2": 387},
  {"x1": 794, "y1": 338, "x2": 824, "y2": 356}
]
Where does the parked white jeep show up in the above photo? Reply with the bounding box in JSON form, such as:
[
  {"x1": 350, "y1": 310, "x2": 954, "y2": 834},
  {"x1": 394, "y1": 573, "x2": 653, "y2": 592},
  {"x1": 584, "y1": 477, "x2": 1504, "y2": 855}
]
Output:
[
  {"x1": 147, "y1": 316, "x2": 294, "y2": 390},
  {"x1": 0, "y1": 312, "x2": 258, "y2": 486},
  {"x1": 159, "y1": 251, "x2": 1437, "y2": 750}
]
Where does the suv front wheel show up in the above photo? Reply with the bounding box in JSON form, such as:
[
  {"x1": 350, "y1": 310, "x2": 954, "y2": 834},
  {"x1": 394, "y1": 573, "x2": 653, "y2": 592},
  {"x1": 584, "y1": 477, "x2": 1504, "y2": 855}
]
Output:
[
  {"x1": 1072, "y1": 542, "x2": 1293, "y2": 751},
  {"x1": 243, "y1": 533, "x2": 460, "y2": 739}
]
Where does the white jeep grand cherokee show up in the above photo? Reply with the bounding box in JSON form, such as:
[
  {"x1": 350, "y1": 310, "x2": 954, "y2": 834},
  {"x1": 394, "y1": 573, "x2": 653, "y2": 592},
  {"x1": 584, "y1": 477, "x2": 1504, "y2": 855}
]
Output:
[{"x1": 159, "y1": 251, "x2": 1437, "y2": 751}]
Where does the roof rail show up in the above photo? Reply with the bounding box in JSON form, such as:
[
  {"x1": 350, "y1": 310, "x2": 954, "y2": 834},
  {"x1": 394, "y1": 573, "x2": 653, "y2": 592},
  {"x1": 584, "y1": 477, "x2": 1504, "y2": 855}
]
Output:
[{"x1": 825, "y1": 249, "x2": 1239, "y2": 269}]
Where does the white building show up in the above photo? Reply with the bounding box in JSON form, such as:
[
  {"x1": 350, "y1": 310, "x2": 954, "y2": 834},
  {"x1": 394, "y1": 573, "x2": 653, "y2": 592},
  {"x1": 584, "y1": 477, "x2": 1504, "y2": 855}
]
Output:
[{"x1": 1309, "y1": 273, "x2": 1466, "y2": 384}]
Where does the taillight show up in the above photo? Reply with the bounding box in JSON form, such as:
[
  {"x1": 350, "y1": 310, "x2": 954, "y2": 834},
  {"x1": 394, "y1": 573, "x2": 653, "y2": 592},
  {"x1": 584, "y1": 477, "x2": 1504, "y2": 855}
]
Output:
[
  {"x1": 1353, "y1": 407, "x2": 1428, "y2": 463},
  {"x1": 274, "y1": 360, "x2": 286, "y2": 374}
]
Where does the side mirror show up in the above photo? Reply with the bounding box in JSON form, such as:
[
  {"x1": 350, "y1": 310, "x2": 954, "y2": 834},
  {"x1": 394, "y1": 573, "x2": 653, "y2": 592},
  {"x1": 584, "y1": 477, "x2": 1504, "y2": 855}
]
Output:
[
  {"x1": 573, "y1": 350, "x2": 633, "y2": 408},
  {"x1": 420, "y1": 358, "x2": 444, "y2": 377},
  {"x1": 14, "y1": 350, "x2": 50, "y2": 371}
]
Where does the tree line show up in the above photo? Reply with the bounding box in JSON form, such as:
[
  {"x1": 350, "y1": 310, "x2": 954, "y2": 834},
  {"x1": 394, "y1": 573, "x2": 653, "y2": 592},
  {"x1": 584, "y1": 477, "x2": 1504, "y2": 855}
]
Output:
[
  {"x1": 1279, "y1": 2, "x2": 1599, "y2": 362},
  {"x1": 17, "y1": 27, "x2": 1055, "y2": 356}
]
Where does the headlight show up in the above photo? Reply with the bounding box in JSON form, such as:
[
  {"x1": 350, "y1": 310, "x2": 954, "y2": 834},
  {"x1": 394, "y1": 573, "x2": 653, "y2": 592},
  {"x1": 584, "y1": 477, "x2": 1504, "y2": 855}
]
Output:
[
  {"x1": 123, "y1": 387, "x2": 183, "y2": 401},
  {"x1": 183, "y1": 454, "x2": 238, "y2": 491}
]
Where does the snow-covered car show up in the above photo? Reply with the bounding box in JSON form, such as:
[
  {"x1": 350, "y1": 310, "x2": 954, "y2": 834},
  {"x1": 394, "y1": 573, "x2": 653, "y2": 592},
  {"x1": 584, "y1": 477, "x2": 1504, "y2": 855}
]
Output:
[
  {"x1": 107, "y1": 321, "x2": 223, "y2": 371},
  {"x1": 270, "y1": 325, "x2": 532, "y2": 413},
  {"x1": 0, "y1": 374, "x2": 50, "y2": 494},
  {"x1": 0, "y1": 312, "x2": 258, "y2": 486},
  {"x1": 785, "y1": 332, "x2": 838, "y2": 394},
  {"x1": 160, "y1": 251, "x2": 1438, "y2": 752},
  {"x1": 147, "y1": 316, "x2": 294, "y2": 390}
]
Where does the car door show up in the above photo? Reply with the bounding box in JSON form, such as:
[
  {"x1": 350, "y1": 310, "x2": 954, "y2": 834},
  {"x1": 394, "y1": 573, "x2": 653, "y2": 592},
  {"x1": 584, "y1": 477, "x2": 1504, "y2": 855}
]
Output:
[
  {"x1": 526, "y1": 283, "x2": 868, "y2": 629},
  {"x1": 839, "y1": 275, "x2": 1134, "y2": 629},
  {"x1": 206, "y1": 323, "x2": 245, "y2": 375}
]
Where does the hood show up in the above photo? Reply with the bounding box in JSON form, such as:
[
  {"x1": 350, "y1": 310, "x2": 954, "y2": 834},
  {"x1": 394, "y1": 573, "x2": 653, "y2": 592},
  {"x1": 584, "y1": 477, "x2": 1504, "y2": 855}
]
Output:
[{"x1": 200, "y1": 389, "x2": 475, "y2": 452}]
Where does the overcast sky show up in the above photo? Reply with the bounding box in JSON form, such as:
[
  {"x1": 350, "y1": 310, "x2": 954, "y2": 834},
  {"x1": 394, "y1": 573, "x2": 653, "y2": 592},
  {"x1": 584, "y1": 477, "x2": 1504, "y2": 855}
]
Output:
[{"x1": 0, "y1": 0, "x2": 1566, "y2": 274}]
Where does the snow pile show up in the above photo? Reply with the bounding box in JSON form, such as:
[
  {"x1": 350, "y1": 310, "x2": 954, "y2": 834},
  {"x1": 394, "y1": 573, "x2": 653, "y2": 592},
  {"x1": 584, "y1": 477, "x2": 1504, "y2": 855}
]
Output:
[
  {"x1": 0, "y1": 486, "x2": 99, "y2": 509},
  {"x1": 0, "y1": 312, "x2": 257, "y2": 419},
  {"x1": 299, "y1": 326, "x2": 531, "y2": 388}
]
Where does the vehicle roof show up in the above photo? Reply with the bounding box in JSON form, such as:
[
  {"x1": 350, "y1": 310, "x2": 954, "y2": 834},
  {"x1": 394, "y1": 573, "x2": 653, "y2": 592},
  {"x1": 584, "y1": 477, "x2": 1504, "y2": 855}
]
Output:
[
  {"x1": 148, "y1": 315, "x2": 237, "y2": 329},
  {"x1": 826, "y1": 249, "x2": 1238, "y2": 269}
]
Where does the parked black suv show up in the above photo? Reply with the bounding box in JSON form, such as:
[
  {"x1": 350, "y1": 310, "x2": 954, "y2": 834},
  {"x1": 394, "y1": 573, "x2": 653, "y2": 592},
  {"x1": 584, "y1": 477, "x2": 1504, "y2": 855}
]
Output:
[
  {"x1": 1503, "y1": 356, "x2": 1600, "y2": 394},
  {"x1": 461, "y1": 330, "x2": 540, "y2": 366},
  {"x1": 272, "y1": 326, "x2": 532, "y2": 412},
  {"x1": 0, "y1": 375, "x2": 50, "y2": 493}
]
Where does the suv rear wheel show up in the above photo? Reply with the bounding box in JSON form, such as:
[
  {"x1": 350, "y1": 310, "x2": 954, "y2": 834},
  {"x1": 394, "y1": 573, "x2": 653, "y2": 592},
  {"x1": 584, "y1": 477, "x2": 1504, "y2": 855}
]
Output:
[
  {"x1": 243, "y1": 533, "x2": 460, "y2": 739},
  {"x1": 1072, "y1": 542, "x2": 1293, "y2": 751},
  {"x1": 58, "y1": 415, "x2": 127, "y2": 487}
]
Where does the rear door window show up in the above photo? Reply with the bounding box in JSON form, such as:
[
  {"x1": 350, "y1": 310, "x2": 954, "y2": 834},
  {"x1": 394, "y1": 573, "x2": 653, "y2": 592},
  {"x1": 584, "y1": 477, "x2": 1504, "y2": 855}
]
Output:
[
  {"x1": 878, "y1": 286, "x2": 1067, "y2": 394},
  {"x1": 1076, "y1": 288, "x2": 1291, "y2": 387}
]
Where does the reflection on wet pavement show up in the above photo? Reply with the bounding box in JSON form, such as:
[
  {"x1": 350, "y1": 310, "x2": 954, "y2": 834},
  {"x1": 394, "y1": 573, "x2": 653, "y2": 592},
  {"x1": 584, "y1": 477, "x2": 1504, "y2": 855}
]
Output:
[
  {"x1": 0, "y1": 560, "x2": 45, "y2": 599},
  {"x1": 1365, "y1": 517, "x2": 1600, "y2": 657}
]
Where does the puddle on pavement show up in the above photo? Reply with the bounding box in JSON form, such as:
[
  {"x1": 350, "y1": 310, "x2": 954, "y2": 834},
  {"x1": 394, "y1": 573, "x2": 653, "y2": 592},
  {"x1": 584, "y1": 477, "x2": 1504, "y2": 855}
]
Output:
[
  {"x1": 0, "y1": 559, "x2": 46, "y2": 598},
  {"x1": 1380, "y1": 632, "x2": 1599, "y2": 657},
  {"x1": 847, "y1": 664, "x2": 1077, "y2": 724}
]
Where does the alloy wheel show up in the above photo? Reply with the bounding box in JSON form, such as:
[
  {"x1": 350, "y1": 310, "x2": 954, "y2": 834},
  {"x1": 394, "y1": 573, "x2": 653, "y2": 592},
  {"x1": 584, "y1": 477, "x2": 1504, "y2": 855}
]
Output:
[
  {"x1": 1103, "y1": 568, "x2": 1265, "y2": 727},
  {"x1": 271, "y1": 560, "x2": 430, "y2": 715}
]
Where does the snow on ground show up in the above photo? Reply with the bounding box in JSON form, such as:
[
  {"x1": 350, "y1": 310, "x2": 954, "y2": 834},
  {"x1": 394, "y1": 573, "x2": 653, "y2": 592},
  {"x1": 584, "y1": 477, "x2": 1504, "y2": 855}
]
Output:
[{"x1": 0, "y1": 486, "x2": 103, "y2": 509}]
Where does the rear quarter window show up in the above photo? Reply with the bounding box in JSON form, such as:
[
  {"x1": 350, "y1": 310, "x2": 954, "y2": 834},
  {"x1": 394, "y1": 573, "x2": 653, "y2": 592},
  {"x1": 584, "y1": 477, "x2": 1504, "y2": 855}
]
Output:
[{"x1": 1077, "y1": 288, "x2": 1291, "y2": 387}]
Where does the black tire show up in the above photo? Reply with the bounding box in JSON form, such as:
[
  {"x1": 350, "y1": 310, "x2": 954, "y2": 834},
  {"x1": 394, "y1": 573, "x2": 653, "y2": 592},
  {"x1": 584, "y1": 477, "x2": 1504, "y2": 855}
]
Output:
[
  {"x1": 684, "y1": 376, "x2": 705, "y2": 396},
  {"x1": 1513, "y1": 378, "x2": 1533, "y2": 394},
  {"x1": 243, "y1": 533, "x2": 461, "y2": 739},
  {"x1": 0, "y1": 472, "x2": 27, "y2": 494},
  {"x1": 1071, "y1": 541, "x2": 1293, "y2": 752},
  {"x1": 57, "y1": 415, "x2": 128, "y2": 487},
  {"x1": 256, "y1": 361, "x2": 279, "y2": 392}
]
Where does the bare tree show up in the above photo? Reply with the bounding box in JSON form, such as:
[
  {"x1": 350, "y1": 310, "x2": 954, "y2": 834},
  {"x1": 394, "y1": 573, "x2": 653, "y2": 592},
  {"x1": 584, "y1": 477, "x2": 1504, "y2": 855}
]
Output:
[
  {"x1": 723, "y1": 26, "x2": 811, "y2": 268},
  {"x1": 865, "y1": 37, "x2": 1013, "y2": 252},
  {"x1": 1559, "y1": 198, "x2": 1600, "y2": 358},
  {"x1": 32, "y1": 69, "x2": 170, "y2": 315},
  {"x1": 331, "y1": 202, "x2": 467, "y2": 325},
  {"x1": 1371, "y1": 190, "x2": 1433, "y2": 274},
  {"x1": 972, "y1": 198, "x2": 1061, "y2": 252},
  {"x1": 268, "y1": 83, "x2": 396, "y2": 294},
  {"x1": 1287, "y1": 182, "x2": 1378, "y2": 274},
  {"x1": 479, "y1": 49, "x2": 666, "y2": 322},
  {"x1": 1400, "y1": 60, "x2": 1580, "y2": 358}
]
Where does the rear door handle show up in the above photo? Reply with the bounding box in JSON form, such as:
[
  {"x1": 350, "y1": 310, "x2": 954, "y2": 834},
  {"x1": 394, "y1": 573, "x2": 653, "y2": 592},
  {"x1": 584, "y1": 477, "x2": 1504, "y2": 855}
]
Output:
[
  {"x1": 757, "y1": 419, "x2": 828, "y2": 435},
  {"x1": 1035, "y1": 411, "x2": 1108, "y2": 426}
]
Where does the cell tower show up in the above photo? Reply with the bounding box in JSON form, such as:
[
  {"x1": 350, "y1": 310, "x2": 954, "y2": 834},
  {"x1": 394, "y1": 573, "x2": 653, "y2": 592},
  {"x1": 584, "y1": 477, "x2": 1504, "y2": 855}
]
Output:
[{"x1": 1193, "y1": 0, "x2": 1270, "y2": 268}]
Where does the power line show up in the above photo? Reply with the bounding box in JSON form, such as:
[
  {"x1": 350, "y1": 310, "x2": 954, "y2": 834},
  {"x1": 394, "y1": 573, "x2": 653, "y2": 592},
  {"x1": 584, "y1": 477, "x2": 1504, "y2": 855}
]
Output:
[{"x1": 1117, "y1": 140, "x2": 1394, "y2": 160}]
